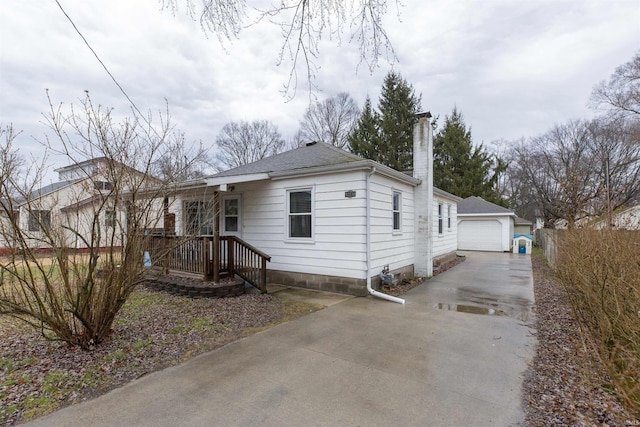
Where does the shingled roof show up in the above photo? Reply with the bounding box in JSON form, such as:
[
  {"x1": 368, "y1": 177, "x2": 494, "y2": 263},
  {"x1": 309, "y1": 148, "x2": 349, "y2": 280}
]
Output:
[
  {"x1": 210, "y1": 142, "x2": 363, "y2": 178},
  {"x1": 457, "y1": 196, "x2": 514, "y2": 215}
]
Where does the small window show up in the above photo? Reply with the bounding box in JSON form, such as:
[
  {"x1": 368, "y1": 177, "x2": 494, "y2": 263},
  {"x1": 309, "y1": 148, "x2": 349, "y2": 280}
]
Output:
[
  {"x1": 28, "y1": 210, "x2": 51, "y2": 232},
  {"x1": 392, "y1": 191, "x2": 401, "y2": 231},
  {"x1": 288, "y1": 189, "x2": 312, "y2": 238},
  {"x1": 223, "y1": 196, "x2": 240, "y2": 234},
  {"x1": 447, "y1": 204, "x2": 451, "y2": 230},
  {"x1": 94, "y1": 181, "x2": 112, "y2": 191},
  {"x1": 438, "y1": 203, "x2": 443, "y2": 235},
  {"x1": 105, "y1": 210, "x2": 116, "y2": 228}
]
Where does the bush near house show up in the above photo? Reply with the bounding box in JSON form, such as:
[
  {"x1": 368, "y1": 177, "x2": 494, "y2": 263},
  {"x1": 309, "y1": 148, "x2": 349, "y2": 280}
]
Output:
[{"x1": 555, "y1": 230, "x2": 640, "y2": 415}]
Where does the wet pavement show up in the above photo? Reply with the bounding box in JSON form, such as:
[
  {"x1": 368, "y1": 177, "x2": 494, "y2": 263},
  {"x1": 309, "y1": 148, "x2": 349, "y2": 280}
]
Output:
[{"x1": 28, "y1": 251, "x2": 535, "y2": 427}]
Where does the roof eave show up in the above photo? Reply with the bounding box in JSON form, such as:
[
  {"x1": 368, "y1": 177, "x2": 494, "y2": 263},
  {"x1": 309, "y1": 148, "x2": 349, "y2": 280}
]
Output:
[
  {"x1": 269, "y1": 160, "x2": 421, "y2": 186},
  {"x1": 458, "y1": 212, "x2": 516, "y2": 217}
]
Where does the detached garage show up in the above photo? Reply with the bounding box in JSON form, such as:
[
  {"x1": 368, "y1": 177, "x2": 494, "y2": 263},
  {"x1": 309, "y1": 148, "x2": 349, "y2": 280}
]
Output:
[{"x1": 457, "y1": 197, "x2": 515, "y2": 252}]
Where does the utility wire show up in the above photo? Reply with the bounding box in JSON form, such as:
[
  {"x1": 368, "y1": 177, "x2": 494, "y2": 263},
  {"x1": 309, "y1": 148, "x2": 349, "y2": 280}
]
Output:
[{"x1": 53, "y1": 0, "x2": 157, "y2": 133}]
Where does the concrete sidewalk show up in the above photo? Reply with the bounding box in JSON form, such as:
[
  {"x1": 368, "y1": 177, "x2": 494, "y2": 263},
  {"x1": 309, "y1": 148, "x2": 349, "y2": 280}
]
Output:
[{"x1": 29, "y1": 252, "x2": 535, "y2": 427}]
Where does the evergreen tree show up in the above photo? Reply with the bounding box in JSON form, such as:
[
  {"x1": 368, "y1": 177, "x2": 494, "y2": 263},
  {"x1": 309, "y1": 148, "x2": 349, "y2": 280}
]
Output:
[
  {"x1": 349, "y1": 71, "x2": 421, "y2": 171},
  {"x1": 433, "y1": 107, "x2": 506, "y2": 204},
  {"x1": 348, "y1": 96, "x2": 380, "y2": 160},
  {"x1": 377, "y1": 71, "x2": 421, "y2": 171}
]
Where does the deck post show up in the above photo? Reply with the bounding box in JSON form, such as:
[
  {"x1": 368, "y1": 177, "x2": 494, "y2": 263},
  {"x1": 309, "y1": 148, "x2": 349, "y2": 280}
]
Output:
[
  {"x1": 202, "y1": 237, "x2": 210, "y2": 280},
  {"x1": 228, "y1": 237, "x2": 235, "y2": 278},
  {"x1": 213, "y1": 192, "x2": 220, "y2": 283},
  {"x1": 260, "y1": 257, "x2": 267, "y2": 293}
]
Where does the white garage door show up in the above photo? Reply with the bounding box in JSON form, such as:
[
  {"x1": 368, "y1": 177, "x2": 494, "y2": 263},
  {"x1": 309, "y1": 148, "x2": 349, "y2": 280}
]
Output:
[{"x1": 458, "y1": 219, "x2": 503, "y2": 251}]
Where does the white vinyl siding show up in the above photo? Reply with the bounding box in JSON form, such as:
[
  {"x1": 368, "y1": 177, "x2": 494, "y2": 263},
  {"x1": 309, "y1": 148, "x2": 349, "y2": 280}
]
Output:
[
  {"x1": 369, "y1": 175, "x2": 415, "y2": 276},
  {"x1": 432, "y1": 194, "x2": 458, "y2": 258},
  {"x1": 238, "y1": 171, "x2": 368, "y2": 279},
  {"x1": 231, "y1": 170, "x2": 416, "y2": 280}
]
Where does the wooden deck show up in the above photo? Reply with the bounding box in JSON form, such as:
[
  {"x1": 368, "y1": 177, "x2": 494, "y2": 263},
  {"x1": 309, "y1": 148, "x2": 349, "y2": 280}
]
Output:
[{"x1": 142, "y1": 235, "x2": 271, "y2": 293}]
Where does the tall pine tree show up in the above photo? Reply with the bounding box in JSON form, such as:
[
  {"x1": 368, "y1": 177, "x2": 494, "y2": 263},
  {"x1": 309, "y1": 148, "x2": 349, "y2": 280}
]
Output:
[
  {"x1": 433, "y1": 107, "x2": 506, "y2": 204},
  {"x1": 349, "y1": 71, "x2": 421, "y2": 171},
  {"x1": 348, "y1": 96, "x2": 380, "y2": 160}
]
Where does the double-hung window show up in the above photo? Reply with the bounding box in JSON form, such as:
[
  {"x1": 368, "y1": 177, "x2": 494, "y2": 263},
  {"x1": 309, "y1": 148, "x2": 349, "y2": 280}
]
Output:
[
  {"x1": 28, "y1": 210, "x2": 51, "y2": 232},
  {"x1": 392, "y1": 191, "x2": 401, "y2": 232},
  {"x1": 447, "y1": 204, "x2": 452, "y2": 230},
  {"x1": 222, "y1": 196, "x2": 240, "y2": 235},
  {"x1": 438, "y1": 203, "x2": 443, "y2": 235},
  {"x1": 288, "y1": 189, "x2": 312, "y2": 239}
]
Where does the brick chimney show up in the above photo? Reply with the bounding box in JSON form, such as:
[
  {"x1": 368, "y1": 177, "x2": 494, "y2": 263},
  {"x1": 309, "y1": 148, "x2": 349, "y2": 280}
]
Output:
[{"x1": 413, "y1": 112, "x2": 433, "y2": 277}]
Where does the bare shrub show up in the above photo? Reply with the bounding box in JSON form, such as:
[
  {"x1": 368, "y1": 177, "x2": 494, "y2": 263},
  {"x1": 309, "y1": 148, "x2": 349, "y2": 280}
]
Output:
[
  {"x1": 556, "y1": 229, "x2": 640, "y2": 414},
  {"x1": 0, "y1": 94, "x2": 192, "y2": 350}
]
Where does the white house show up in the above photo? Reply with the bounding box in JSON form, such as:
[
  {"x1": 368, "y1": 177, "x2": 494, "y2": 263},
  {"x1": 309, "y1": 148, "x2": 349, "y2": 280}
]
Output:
[
  {"x1": 0, "y1": 158, "x2": 158, "y2": 253},
  {"x1": 160, "y1": 113, "x2": 458, "y2": 298},
  {"x1": 593, "y1": 204, "x2": 640, "y2": 230},
  {"x1": 457, "y1": 196, "x2": 515, "y2": 252}
]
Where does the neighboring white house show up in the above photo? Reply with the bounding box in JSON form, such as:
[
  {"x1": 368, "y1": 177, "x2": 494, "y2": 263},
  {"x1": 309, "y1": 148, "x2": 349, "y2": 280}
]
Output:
[
  {"x1": 0, "y1": 158, "x2": 158, "y2": 252},
  {"x1": 592, "y1": 204, "x2": 640, "y2": 230},
  {"x1": 457, "y1": 196, "x2": 515, "y2": 252},
  {"x1": 162, "y1": 113, "x2": 457, "y2": 296}
]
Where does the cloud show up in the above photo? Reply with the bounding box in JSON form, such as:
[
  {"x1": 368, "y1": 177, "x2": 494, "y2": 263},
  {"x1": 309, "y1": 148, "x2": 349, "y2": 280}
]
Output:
[{"x1": 1, "y1": 0, "x2": 639, "y2": 178}]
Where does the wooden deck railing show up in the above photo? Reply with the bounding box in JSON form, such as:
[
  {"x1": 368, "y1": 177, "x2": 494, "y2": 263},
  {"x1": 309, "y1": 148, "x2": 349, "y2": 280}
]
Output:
[
  {"x1": 221, "y1": 236, "x2": 271, "y2": 293},
  {"x1": 145, "y1": 235, "x2": 210, "y2": 276},
  {"x1": 143, "y1": 235, "x2": 271, "y2": 293}
]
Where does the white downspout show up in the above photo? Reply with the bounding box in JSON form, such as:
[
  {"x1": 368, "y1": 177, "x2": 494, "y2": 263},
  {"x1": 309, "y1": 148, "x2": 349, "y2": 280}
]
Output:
[{"x1": 366, "y1": 166, "x2": 405, "y2": 305}]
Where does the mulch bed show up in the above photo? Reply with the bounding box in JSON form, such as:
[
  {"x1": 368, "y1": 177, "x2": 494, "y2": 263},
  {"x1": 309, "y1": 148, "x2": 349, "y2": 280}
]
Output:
[{"x1": 521, "y1": 254, "x2": 638, "y2": 426}]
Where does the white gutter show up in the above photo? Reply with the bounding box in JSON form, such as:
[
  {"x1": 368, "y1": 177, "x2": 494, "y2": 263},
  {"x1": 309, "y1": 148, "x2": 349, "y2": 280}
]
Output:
[{"x1": 366, "y1": 166, "x2": 405, "y2": 305}]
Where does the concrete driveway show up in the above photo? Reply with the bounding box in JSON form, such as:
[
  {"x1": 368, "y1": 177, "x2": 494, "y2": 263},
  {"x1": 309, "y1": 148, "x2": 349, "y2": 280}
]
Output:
[{"x1": 29, "y1": 251, "x2": 535, "y2": 427}]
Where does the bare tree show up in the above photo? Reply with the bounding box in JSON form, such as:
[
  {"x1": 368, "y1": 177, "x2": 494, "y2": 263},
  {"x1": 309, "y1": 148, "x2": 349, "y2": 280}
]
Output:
[
  {"x1": 298, "y1": 92, "x2": 359, "y2": 150},
  {"x1": 508, "y1": 120, "x2": 598, "y2": 228},
  {"x1": 215, "y1": 120, "x2": 285, "y2": 169},
  {"x1": 0, "y1": 93, "x2": 191, "y2": 349},
  {"x1": 585, "y1": 116, "x2": 640, "y2": 225},
  {"x1": 505, "y1": 117, "x2": 640, "y2": 228},
  {"x1": 151, "y1": 131, "x2": 213, "y2": 182},
  {"x1": 288, "y1": 128, "x2": 306, "y2": 149},
  {"x1": 161, "y1": 0, "x2": 399, "y2": 98},
  {"x1": 591, "y1": 51, "x2": 640, "y2": 118}
]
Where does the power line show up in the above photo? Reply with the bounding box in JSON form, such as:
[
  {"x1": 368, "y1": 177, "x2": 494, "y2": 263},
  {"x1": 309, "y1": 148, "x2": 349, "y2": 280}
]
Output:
[{"x1": 53, "y1": 0, "x2": 156, "y2": 132}]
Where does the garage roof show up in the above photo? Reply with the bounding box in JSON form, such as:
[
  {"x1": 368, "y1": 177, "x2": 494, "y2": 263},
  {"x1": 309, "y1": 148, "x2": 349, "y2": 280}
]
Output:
[{"x1": 458, "y1": 196, "x2": 514, "y2": 215}]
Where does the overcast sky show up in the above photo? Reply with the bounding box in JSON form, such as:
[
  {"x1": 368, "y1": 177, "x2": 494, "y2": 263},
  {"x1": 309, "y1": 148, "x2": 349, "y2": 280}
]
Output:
[{"x1": 1, "y1": 0, "x2": 638, "y2": 182}]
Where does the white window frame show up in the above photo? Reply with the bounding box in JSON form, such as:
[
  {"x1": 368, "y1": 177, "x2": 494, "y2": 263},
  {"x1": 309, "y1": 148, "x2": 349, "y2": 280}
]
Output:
[
  {"x1": 28, "y1": 210, "x2": 51, "y2": 232},
  {"x1": 221, "y1": 194, "x2": 242, "y2": 237},
  {"x1": 184, "y1": 200, "x2": 214, "y2": 236},
  {"x1": 447, "y1": 204, "x2": 452, "y2": 230},
  {"x1": 286, "y1": 187, "x2": 314, "y2": 242},
  {"x1": 105, "y1": 210, "x2": 116, "y2": 228},
  {"x1": 392, "y1": 191, "x2": 402, "y2": 233},
  {"x1": 438, "y1": 203, "x2": 443, "y2": 235}
]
